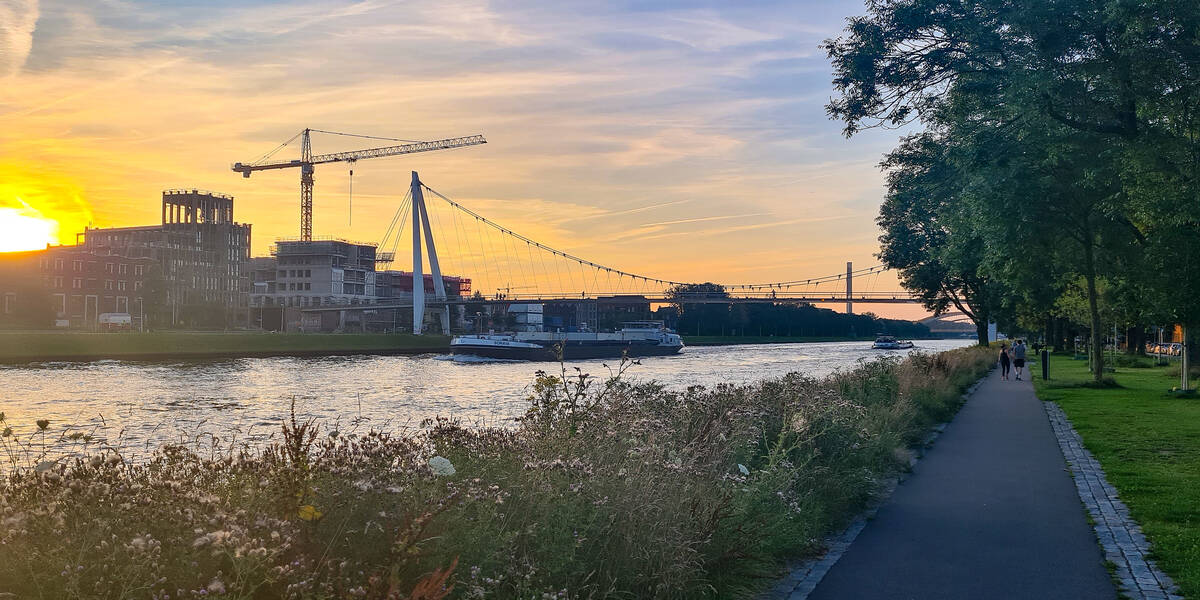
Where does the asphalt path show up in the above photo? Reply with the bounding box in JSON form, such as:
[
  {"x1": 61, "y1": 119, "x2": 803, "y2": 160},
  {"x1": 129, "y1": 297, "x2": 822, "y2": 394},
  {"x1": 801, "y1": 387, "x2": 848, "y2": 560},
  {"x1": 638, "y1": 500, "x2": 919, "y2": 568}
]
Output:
[{"x1": 808, "y1": 368, "x2": 1116, "y2": 599}]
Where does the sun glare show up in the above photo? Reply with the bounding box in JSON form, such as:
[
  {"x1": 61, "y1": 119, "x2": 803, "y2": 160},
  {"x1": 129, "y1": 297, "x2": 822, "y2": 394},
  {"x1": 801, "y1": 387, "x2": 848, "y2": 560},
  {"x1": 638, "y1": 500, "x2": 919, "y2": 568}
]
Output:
[{"x1": 0, "y1": 204, "x2": 60, "y2": 252}]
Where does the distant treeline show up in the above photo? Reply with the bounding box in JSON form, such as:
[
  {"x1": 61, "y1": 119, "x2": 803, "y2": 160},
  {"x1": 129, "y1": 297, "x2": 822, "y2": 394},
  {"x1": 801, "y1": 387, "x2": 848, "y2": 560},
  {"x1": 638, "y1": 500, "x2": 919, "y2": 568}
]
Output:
[{"x1": 656, "y1": 283, "x2": 930, "y2": 339}]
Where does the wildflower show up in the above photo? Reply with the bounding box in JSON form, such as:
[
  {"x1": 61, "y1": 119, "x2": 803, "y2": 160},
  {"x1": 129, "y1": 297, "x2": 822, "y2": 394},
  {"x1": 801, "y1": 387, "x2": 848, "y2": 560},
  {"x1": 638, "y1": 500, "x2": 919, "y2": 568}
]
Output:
[
  {"x1": 297, "y1": 505, "x2": 323, "y2": 522},
  {"x1": 428, "y1": 456, "x2": 456, "y2": 476},
  {"x1": 1, "y1": 427, "x2": 10, "y2": 437},
  {"x1": 36, "y1": 419, "x2": 49, "y2": 430},
  {"x1": 207, "y1": 577, "x2": 226, "y2": 594}
]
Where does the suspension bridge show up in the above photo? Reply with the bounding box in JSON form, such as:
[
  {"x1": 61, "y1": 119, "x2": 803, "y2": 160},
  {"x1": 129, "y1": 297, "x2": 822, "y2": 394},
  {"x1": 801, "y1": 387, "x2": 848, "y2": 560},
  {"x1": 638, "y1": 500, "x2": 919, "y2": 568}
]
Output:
[{"x1": 292, "y1": 171, "x2": 920, "y2": 333}]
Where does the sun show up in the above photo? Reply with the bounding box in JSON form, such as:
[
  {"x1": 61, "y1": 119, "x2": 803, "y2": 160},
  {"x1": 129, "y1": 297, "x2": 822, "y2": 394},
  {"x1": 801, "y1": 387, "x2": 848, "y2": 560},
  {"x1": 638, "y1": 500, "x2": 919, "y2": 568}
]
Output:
[{"x1": 0, "y1": 203, "x2": 60, "y2": 252}]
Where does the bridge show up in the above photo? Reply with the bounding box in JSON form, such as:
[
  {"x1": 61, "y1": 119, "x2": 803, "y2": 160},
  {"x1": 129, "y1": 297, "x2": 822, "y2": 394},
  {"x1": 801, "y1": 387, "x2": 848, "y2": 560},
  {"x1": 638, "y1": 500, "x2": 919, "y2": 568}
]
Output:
[{"x1": 298, "y1": 171, "x2": 921, "y2": 332}]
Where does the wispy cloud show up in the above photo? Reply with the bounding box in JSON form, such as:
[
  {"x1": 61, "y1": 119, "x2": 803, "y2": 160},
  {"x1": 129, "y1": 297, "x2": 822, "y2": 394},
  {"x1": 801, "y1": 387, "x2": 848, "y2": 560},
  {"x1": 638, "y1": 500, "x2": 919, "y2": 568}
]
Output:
[
  {"x1": 0, "y1": 0, "x2": 38, "y2": 77},
  {"x1": 641, "y1": 212, "x2": 769, "y2": 228}
]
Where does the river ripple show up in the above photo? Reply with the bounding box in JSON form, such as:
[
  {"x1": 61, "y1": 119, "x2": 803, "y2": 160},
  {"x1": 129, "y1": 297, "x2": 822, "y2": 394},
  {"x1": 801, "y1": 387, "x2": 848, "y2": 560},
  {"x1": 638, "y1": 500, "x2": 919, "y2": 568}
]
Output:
[{"x1": 0, "y1": 339, "x2": 971, "y2": 459}]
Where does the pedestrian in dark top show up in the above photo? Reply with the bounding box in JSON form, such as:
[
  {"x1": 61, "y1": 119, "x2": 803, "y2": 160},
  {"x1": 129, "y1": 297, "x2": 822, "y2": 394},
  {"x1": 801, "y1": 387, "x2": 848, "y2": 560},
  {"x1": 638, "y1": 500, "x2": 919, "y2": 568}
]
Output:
[
  {"x1": 1012, "y1": 340, "x2": 1027, "y2": 381},
  {"x1": 999, "y1": 343, "x2": 1011, "y2": 380}
]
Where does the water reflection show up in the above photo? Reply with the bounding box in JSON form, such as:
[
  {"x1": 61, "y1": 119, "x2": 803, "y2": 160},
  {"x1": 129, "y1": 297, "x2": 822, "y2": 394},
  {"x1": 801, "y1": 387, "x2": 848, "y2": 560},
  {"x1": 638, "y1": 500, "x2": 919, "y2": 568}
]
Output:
[{"x1": 1, "y1": 339, "x2": 971, "y2": 459}]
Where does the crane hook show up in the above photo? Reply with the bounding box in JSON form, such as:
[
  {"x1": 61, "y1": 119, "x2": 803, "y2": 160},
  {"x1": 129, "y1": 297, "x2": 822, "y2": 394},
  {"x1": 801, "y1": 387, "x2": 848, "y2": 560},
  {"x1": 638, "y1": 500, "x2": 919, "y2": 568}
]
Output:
[{"x1": 348, "y1": 160, "x2": 356, "y2": 226}]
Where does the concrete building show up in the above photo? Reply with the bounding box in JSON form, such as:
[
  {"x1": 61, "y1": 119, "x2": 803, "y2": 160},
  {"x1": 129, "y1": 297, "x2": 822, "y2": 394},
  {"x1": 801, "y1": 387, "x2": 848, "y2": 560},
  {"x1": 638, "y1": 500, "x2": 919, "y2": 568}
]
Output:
[
  {"x1": 249, "y1": 240, "x2": 474, "y2": 332},
  {"x1": 253, "y1": 239, "x2": 378, "y2": 308},
  {"x1": 80, "y1": 190, "x2": 252, "y2": 327}
]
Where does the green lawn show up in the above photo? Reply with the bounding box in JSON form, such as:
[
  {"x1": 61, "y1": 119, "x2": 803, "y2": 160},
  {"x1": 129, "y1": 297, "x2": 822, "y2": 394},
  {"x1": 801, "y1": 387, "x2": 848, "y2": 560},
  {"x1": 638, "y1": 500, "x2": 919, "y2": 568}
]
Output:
[
  {"x1": 0, "y1": 331, "x2": 450, "y2": 361},
  {"x1": 1034, "y1": 355, "x2": 1200, "y2": 597}
]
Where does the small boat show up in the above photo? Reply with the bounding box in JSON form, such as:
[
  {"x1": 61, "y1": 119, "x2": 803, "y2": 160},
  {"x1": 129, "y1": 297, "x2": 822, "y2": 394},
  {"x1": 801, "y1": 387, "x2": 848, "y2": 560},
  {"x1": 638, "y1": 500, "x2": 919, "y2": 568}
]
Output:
[
  {"x1": 451, "y1": 321, "x2": 684, "y2": 361},
  {"x1": 872, "y1": 335, "x2": 913, "y2": 350}
]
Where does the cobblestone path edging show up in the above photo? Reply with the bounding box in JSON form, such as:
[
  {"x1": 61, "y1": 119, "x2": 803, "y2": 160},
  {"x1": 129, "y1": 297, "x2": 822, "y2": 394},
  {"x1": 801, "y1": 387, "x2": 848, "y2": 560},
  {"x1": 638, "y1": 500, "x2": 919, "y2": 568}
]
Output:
[
  {"x1": 1043, "y1": 401, "x2": 1183, "y2": 600},
  {"x1": 762, "y1": 377, "x2": 987, "y2": 600}
]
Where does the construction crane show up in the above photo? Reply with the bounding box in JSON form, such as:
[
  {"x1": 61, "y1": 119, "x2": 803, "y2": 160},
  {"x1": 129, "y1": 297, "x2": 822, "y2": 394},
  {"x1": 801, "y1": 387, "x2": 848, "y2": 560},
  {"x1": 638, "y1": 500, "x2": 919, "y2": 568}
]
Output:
[{"x1": 232, "y1": 128, "x2": 486, "y2": 241}]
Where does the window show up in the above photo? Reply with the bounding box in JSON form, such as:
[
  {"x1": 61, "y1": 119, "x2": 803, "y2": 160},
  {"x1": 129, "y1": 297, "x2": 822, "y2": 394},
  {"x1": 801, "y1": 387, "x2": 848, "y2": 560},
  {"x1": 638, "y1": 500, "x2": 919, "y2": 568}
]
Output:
[
  {"x1": 117, "y1": 281, "x2": 126, "y2": 291},
  {"x1": 72, "y1": 278, "x2": 82, "y2": 289},
  {"x1": 116, "y1": 296, "x2": 128, "y2": 313},
  {"x1": 119, "y1": 264, "x2": 128, "y2": 275},
  {"x1": 3, "y1": 293, "x2": 14, "y2": 314},
  {"x1": 105, "y1": 263, "x2": 114, "y2": 274},
  {"x1": 55, "y1": 258, "x2": 64, "y2": 271},
  {"x1": 72, "y1": 260, "x2": 82, "y2": 272},
  {"x1": 104, "y1": 280, "x2": 113, "y2": 291},
  {"x1": 278, "y1": 270, "x2": 286, "y2": 279},
  {"x1": 134, "y1": 281, "x2": 143, "y2": 291},
  {"x1": 134, "y1": 265, "x2": 144, "y2": 276},
  {"x1": 54, "y1": 276, "x2": 63, "y2": 288}
]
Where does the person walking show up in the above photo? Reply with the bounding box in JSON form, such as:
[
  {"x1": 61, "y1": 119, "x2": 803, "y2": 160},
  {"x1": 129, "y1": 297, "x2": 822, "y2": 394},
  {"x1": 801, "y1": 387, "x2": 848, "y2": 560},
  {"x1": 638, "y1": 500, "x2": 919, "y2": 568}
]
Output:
[
  {"x1": 999, "y1": 343, "x2": 1011, "y2": 380},
  {"x1": 1012, "y1": 339, "x2": 1027, "y2": 380}
]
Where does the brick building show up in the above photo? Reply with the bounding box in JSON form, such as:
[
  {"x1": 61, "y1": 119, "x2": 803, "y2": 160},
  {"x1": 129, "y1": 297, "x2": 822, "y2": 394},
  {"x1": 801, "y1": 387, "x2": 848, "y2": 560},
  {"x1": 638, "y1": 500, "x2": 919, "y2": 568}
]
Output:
[{"x1": 0, "y1": 246, "x2": 153, "y2": 329}]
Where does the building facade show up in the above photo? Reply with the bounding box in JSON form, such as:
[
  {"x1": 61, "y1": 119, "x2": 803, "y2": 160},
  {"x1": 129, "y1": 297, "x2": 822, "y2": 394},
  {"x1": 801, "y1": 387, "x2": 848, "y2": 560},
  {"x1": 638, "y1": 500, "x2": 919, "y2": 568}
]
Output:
[
  {"x1": 249, "y1": 240, "x2": 473, "y2": 332},
  {"x1": 0, "y1": 246, "x2": 153, "y2": 329},
  {"x1": 80, "y1": 190, "x2": 252, "y2": 326}
]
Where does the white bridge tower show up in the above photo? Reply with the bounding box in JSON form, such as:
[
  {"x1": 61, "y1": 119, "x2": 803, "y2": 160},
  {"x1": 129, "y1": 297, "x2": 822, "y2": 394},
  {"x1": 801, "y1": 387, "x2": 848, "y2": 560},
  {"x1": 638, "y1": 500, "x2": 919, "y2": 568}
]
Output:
[{"x1": 410, "y1": 171, "x2": 450, "y2": 335}]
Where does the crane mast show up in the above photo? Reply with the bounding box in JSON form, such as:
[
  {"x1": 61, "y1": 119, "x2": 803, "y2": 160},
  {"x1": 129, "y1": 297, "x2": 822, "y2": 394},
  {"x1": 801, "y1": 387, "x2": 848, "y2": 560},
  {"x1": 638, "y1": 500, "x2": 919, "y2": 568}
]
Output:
[{"x1": 232, "y1": 128, "x2": 486, "y2": 241}]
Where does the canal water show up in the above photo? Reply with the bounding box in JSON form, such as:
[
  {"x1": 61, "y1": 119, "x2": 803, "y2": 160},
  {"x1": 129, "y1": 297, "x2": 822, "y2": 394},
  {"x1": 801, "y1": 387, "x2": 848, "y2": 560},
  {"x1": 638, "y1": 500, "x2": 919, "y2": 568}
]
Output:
[{"x1": 1, "y1": 339, "x2": 971, "y2": 460}]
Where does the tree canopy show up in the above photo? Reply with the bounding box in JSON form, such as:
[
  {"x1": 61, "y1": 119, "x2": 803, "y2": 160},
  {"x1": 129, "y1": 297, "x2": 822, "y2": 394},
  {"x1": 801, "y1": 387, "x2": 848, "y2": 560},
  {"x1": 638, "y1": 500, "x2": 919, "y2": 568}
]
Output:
[{"x1": 826, "y1": 0, "x2": 1200, "y2": 379}]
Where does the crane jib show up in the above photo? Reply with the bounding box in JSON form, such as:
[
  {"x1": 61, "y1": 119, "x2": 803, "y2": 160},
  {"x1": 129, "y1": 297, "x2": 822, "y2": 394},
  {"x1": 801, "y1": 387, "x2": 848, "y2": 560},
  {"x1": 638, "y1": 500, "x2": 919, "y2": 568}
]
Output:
[{"x1": 231, "y1": 135, "x2": 486, "y2": 173}]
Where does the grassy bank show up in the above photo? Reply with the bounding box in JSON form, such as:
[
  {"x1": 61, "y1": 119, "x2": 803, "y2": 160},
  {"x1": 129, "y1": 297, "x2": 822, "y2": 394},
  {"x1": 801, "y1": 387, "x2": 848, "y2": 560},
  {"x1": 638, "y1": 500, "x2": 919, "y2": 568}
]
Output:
[
  {"x1": 0, "y1": 346, "x2": 994, "y2": 599},
  {"x1": 0, "y1": 331, "x2": 450, "y2": 362},
  {"x1": 1034, "y1": 355, "x2": 1200, "y2": 597},
  {"x1": 682, "y1": 335, "x2": 875, "y2": 345}
]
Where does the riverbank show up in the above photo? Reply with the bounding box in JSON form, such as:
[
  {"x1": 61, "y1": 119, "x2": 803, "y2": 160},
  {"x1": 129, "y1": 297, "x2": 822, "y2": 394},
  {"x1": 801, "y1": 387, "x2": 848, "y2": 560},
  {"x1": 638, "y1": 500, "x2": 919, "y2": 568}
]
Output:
[
  {"x1": 0, "y1": 331, "x2": 450, "y2": 363},
  {"x1": 682, "y1": 335, "x2": 959, "y2": 346},
  {"x1": 1033, "y1": 354, "x2": 1200, "y2": 598},
  {"x1": 0, "y1": 346, "x2": 995, "y2": 598},
  {"x1": 682, "y1": 334, "x2": 875, "y2": 345}
]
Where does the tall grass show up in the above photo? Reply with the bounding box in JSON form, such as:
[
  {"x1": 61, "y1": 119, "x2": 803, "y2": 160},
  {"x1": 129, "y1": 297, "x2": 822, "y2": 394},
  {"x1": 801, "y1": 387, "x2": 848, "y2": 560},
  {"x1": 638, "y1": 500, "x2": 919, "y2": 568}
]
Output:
[{"x1": 0, "y1": 346, "x2": 994, "y2": 599}]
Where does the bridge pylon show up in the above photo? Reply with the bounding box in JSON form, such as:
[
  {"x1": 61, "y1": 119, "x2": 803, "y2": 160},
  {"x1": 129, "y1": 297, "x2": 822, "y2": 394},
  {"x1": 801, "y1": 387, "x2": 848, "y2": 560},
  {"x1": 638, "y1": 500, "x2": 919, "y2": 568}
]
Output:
[
  {"x1": 410, "y1": 171, "x2": 450, "y2": 335},
  {"x1": 846, "y1": 261, "x2": 853, "y2": 314}
]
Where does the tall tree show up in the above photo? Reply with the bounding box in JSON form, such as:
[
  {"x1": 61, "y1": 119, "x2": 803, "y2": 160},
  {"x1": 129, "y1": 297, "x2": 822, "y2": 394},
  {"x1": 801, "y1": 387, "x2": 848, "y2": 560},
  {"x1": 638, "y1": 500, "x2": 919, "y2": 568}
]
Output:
[{"x1": 877, "y1": 132, "x2": 1004, "y2": 345}]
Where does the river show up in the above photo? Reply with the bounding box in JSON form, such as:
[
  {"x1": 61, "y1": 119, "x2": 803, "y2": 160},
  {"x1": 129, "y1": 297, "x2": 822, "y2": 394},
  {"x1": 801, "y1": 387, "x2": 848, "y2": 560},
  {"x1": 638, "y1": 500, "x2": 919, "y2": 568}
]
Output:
[{"x1": 0, "y1": 339, "x2": 972, "y2": 460}]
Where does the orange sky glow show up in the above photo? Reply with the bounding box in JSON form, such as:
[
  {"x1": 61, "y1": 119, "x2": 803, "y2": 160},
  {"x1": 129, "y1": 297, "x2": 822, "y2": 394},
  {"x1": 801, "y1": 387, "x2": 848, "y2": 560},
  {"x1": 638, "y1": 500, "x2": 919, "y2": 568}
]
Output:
[{"x1": 0, "y1": 0, "x2": 932, "y2": 320}]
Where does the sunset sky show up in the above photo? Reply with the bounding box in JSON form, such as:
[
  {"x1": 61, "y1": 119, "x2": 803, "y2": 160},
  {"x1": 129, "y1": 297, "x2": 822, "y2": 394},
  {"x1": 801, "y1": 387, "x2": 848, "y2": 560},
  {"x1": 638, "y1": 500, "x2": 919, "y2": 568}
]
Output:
[{"x1": 0, "y1": 0, "x2": 929, "y2": 318}]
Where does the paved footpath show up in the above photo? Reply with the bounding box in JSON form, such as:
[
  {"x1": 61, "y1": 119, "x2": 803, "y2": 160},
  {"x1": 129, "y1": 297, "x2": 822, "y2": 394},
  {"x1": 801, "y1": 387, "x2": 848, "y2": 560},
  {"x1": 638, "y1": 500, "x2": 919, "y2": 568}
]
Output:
[{"x1": 808, "y1": 369, "x2": 1117, "y2": 600}]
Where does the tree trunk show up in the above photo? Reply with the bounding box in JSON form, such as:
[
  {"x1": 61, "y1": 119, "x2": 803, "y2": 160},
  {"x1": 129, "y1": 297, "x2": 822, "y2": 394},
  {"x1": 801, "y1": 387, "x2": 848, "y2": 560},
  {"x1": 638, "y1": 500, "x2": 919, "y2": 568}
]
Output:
[
  {"x1": 1044, "y1": 314, "x2": 1054, "y2": 350},
  {"x1": 1126, "y1": 324, "x2": 1146, "y2": 355},
  {"x1": 975, "y1": 318, "x2": 990, "y2": 347},
  {"x1": 1083, "y1": 242, "x2": 1105, "y2": 381}
]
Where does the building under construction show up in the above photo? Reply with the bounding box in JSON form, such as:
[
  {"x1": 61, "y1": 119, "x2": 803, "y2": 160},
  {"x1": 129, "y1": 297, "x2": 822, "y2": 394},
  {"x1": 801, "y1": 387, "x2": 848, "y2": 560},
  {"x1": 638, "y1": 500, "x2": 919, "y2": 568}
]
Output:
[{"x1": 80, "y1": 190, "x2": 252, "y2": 327}]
